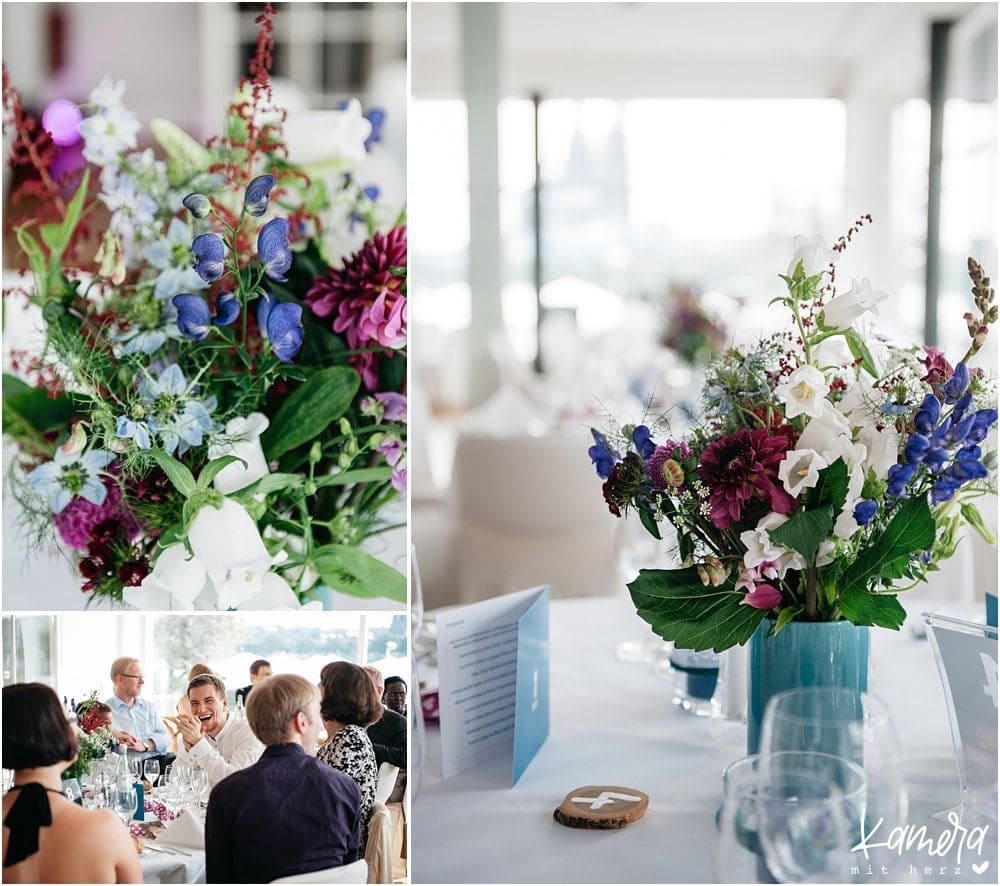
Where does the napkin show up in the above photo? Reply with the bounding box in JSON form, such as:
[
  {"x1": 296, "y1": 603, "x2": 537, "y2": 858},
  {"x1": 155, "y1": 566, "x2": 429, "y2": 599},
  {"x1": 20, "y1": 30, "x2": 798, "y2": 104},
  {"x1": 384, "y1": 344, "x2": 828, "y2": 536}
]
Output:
[{"x1": 155, "y1": 809, "x2": 205, "y2": 852}]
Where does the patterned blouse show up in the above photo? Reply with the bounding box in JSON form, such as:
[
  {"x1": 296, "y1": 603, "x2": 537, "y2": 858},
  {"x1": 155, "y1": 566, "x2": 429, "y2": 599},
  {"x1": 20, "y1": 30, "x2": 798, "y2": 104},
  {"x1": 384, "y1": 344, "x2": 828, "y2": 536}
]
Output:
[{"x1": 317, "y1": 724, "x2": 378, "y2": 847}]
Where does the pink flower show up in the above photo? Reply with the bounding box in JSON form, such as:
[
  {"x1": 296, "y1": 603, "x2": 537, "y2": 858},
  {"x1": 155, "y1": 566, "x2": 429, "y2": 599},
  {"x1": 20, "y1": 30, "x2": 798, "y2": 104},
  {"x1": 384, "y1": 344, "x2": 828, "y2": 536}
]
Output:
[
  {"x1": 742, "y1": 582, "x2": 782, "y2": 610},
  {"x1": 305, "y1": 226, "x2": 407, "y2": 390},
  {"x1": 645, "y1": 440, "x2": 691, "y2": 491},
  {"x1": 696, "y1": 428, "x2": 796, "y2": 530},
  {"x1": 52, "y1": 476, "x2": 139, "y2": 551}
]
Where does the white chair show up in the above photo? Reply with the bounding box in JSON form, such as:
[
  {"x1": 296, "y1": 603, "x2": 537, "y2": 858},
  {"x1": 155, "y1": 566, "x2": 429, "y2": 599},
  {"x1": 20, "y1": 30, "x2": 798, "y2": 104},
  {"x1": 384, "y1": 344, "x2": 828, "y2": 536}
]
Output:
[
  {"x1": 451, "y1": 429, "x2": 620, "y2": 602},
  {"x1": 374, "y1": 762, "x2": 399, "y2": 806},
  {"x1": 271, "y1": 859, "x2": 368, "y2": 883},
  {"x1": 364, "y1": 802, "x2": 394, "y2": 884}
]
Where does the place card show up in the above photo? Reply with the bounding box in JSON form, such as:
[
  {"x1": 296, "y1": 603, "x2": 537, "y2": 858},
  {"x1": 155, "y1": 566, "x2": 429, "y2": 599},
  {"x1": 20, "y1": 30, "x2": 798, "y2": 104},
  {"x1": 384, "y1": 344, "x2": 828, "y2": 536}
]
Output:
[{"x1": 437, "y1": 586, "x2": 549, "y2": 785}]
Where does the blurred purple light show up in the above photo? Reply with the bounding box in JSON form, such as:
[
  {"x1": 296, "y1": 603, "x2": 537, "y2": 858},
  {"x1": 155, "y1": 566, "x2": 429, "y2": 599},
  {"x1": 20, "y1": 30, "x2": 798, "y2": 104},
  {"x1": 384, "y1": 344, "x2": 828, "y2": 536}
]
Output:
[{"x1": 42, "y1": 100, "x2": 83, "y2": 146}]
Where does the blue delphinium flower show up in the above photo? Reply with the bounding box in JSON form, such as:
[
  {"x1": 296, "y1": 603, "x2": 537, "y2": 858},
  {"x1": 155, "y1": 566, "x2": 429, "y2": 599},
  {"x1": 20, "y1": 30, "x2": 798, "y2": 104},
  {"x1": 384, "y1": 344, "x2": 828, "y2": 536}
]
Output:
[
  {"x1": 632, "y1": 425, "x2": 656, "y2": 459},
  {"x1": 182, "y1": 193, "x2": 212, "y2": 219},
  {"x1": 967, "y1": 409, "x2": 998, "y2": 444},
  {"x1": 172, "y1": 292, "x2": 241, "y2": 340},
  {"x1": 214, "y1": 292, "x2": 240, "y2": 326},
  {"x1": 244, "y1": 174, "x2": 276, "y2": 217},
  {"x1": 904, "y1": 434, "x2": 930, "y2": 465},
  {"x1": 941, "y1": 362, "x2": 969, "y2": 404},
  {"x1": 27, "y1": 447, "x2": 116, "y2": 514},
  {"x1": 257, "y1": 218, "x2": 292, "y2": 282},
  {"x1": 144, "y1": 218, "x2": 208, "y2": 300},
  {"x1": 913, "y1": 394, "x2": 940, "y2": 435},
  {"x1": 256, "y1": 292, "x2": 303, "y2": 363},
  {"x1": 932, "y1": 476, "x2": 961, "y2": 504},
  {"x1": 886, "y1": 463, "x2": 916, "y2": 498},
  {"x1": 192, "y1": 232, "x2": 227, "y2": 283},
  {"x1": 588, "y1": 429, "x2": 619, "y2": 479},
  {"x1": 853, "y1": 499, "x2": 878, "y2": 527}
]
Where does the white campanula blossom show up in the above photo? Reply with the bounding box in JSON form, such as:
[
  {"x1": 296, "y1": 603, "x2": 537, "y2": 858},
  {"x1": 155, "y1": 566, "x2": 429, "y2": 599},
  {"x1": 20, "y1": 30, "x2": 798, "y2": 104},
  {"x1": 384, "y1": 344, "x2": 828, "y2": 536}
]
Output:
[
  {"x1": 143, "y1": 217, "x2": 208, "y2": 300},
  {"x1": 776, "y1": 365, "x2": 830, "y2": 419},
  {"x1": 787, "y1": 234, "x2": 837, "y2": 278},
  {"x1": 207, "y1": 413, "x2": 271, "y2": 495},
  {"x1": 283, "y1": 98, "x2": 372, "y2": 169},
  {"x1": 777, "y1": 448, "x2": 828, "y2": 498},
  {"x1": 740, "y1": 512, "x2": 806, "y2": 577},
  {"x1": 821, "y1": 277, "x2": 889, "y2": 330},
  {"x1": 27, "y1": 447, "x2": 115, "y2": 514}
]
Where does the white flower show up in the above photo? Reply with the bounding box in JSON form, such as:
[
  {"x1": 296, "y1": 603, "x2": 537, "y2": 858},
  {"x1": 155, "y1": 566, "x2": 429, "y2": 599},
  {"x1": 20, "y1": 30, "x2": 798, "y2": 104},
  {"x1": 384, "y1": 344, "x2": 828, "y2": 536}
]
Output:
[
  {"x1": 740, "y1": 512, "x2": 806, "y2": 577},
  {"x1": 816, "y1": 540, "x2": 837, "y2": 567},
  {"x1": 796, "y1": 406, "x2": 852, "y2": 462},
  {"x1": 27, "y1": 447, "x2": 115, "y2": 514},
  {"x1": 78, "y1": 103, "x2": 141, "y2": 166},
  {"x1": 787, "y1": 234, "x2": 837, "y2": 278},
  {"x1": 857, "y1": 424, "x2": 900, "y2": 482},
  {"x1": 125, "y1": 544, "x2": 209, "y2": 610},
  {"x1": 811, "y1": 336, "x2": 854, "y2": 372},
  {"x1": 821, "y1": 277, "x2": 889, "y2": 330},
  {"x1": 88, "y1": 74, "x2": 127, "y2": 110},
  {"x1": 208, "y1": 414, "x2": 271, "y2": 495},
  {"x1": 284, "y1": 100, "x2": 372, "y2": 169},
  {"x1": 776, "y1": 365, "x2": 830, "y2": 419},
  {"x1": 238, "y1": 572, "x2": 322, "y2": 611},
  {"x1": 778, "y1": 448, "x2": 828, "y2": 498}
]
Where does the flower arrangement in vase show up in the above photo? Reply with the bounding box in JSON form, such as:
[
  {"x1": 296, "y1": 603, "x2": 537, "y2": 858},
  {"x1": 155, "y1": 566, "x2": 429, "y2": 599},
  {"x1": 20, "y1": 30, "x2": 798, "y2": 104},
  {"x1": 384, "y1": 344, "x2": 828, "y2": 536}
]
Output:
[
  {"x1": 590, "y1": 222, "x2": 997, "y2": 747},
  {"x1": 659, "y1": 282, "x2": 729, "y2": 367},
  {"x1": 2, "y1": 5, "x2": 406, "y2": 610}
]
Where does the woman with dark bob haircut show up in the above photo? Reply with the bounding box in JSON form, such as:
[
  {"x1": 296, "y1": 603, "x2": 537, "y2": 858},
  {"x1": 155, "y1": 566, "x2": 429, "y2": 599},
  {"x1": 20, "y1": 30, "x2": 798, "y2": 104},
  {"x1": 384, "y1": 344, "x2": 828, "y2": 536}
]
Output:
[
  {"x1": 316, "y1": 662, "x2": 382, "y2": 851},
  {"x1": 2, "y1": 683, "x2": 142, "y2": 883}
]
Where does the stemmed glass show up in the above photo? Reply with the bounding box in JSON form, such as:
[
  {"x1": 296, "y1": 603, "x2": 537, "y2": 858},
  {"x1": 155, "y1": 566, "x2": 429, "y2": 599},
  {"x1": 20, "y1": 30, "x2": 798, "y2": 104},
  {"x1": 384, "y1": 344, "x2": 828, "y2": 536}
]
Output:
[
  {"x1": 143, "y1": 759, "x2": 160, "y2": 789},
  {"x1": 759, "y1": 688, "x2": 907, "y2": 832},
  {"x1": 113, "y1": 784, "x2": 138, "y2": 825}
]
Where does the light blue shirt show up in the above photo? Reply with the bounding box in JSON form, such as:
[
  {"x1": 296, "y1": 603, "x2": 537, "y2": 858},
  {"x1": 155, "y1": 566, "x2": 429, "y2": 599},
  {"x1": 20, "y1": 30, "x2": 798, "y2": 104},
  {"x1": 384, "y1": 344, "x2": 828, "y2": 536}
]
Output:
[{"x1": 105, "y1": 694, "x2": 169, "y2": 757}]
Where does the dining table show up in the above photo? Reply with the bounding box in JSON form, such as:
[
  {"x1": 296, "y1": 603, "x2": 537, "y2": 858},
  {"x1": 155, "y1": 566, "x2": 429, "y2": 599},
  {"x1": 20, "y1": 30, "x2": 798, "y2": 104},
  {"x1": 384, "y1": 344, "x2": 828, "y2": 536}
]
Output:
[
  {"x1": 140, "y1": 848, "x2": 206, "y2": 884},
  {"x1": 411, "y1": 588, "x2": 997, "y2": 884}
]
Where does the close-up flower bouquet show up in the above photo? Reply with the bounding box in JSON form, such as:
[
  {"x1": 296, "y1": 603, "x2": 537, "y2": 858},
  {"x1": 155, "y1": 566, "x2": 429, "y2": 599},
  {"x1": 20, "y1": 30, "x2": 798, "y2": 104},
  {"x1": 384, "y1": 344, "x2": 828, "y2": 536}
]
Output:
[
  {"x1": 590, "y1": 221, "x2": 997, "y2": 655},
  {"x1": 2, "y1": 6, "x2": 406, "y2": 610}
]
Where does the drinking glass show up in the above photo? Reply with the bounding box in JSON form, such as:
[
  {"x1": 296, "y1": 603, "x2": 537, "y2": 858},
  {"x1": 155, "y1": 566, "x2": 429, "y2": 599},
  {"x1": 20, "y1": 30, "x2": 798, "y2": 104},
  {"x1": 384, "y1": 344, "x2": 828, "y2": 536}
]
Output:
[
  {"x1": 715, "y1": 755, "x2": 767, "y2": 883},
  {"x1": 759, "y1": 688, "x2": 906, "y2": 831},
  {"x1": 756, "y1": 751, "x2": 866, "y2": 884},
  {"x1": 113, "y1": 784, "x2": 138, "y2": 825},
  {"x1": 143, "y1": 759, "x2": 160, "y2": 788}
]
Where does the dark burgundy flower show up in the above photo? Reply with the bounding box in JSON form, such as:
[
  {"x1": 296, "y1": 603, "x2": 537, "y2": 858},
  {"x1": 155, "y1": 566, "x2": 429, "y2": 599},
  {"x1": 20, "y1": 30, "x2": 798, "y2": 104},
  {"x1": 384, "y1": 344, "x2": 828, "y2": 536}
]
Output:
[
  {"x1": 697, "y1": 428, "x2": 796, "y2": 530},
  {"x1": 602, "y1": 453, "x2": 645, "y2": 518},
  {"x1": 305, "y1": 226, "x2": 406, "y2": 389},
  {"x1": 118, "y1": 559, "x2": 150, "y2": 587},
  {"x1": 128, "y1": 467, "x2": 172, "y2": 503}
]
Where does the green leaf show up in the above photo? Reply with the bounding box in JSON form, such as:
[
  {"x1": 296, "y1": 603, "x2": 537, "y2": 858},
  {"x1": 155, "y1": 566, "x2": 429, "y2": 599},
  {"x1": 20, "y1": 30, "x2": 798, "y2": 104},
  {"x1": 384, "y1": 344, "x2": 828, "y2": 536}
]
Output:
[
  {"x1": 55, "y1": 168, "x2": 90, "y2": 255},
  {"x1": 313, "y1": 467, "x2": 394, "y2": 488},
  {"x1": 262, "y1": 366, "x2": 361, "y2": 459},
  {"x1": 773, "y1": 604, "x2": 804, "y2": 635},
  {"x1": 838, "y1": 588, "x2": 906, "y2": 630},
  {"x1": 638, "y1": 507, "x2": 662, "y2": 540},
  {"x1": 2, "y1": 374, "x2": 83, "y2": 436},
  {"x1": 149, "y1": 449, "x2": 197, "y2": 498},
  {"x1": 14, "y1": 226, "x2": 47, "y2": 297},
  {"x1": 196, "y1": 455, "x2": 245, "y2": 490},
  {"x1": 841, "y1": 495, "x2": 936, "y2": 593},
  {"x1": 844, "y1": 329, "x2": 878, "y2": 378},
  {"x1": 312, "y1": 545, "x2": 406, "y2": 603},
  {"x1": 150, "y1": 118, "x2": 211, "y2": 187},
  {"x1": 627, "y1": 567, "x2": 765, "y2": 652},
  {"x1": 961, "y1": 502, "x2": 997, "y2": 545},
  {"x1": 239, "y1": 473, "x2": 304, "y2": 497},
  {"x1": 39, "y1": 223, "x2": 62, "y2": 250},
  {"x1": 806, "y1": 458, "x2": 849, "y2": 514},
  {"x1": 769, "y1": 506, "x2": 834, "y2": 564}
]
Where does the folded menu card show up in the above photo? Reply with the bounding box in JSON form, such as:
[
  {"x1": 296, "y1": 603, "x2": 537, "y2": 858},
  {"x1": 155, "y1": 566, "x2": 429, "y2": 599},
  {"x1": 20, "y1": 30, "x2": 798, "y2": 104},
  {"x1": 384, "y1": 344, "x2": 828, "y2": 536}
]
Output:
[{"x1": 437, "y1": 585, "x2": 549, "y2": 785}]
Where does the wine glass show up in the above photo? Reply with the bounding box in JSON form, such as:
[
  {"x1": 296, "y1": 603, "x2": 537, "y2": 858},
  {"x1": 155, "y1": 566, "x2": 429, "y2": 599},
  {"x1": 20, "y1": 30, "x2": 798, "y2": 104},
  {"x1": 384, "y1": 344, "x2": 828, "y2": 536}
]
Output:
[
  {"x1": 756, "y1": 751, "x2": 867, "y2": 883},
  {"x1": 113, "y1": 784, "x2": 138, "y2": 825},
  {"x1": 143, "y1": 759, "x2": 160, "y2": 788},
  {"x1": 759, "y1": 688, "x2": 906, "y2": 832}
]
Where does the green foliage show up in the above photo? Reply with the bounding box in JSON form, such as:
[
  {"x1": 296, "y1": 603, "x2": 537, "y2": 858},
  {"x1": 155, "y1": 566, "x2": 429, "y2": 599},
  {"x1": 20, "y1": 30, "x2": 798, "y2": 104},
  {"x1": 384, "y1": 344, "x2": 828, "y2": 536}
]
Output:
[
  {"x1": 769, "y1": 506, "x2": 834, "y2": 565},
  {"x1": 837, "y1": 588, "x2": 906, "y2": 630},
  {"x1": 262, "y1": 366, "x2": 360, "y2": 459},
  {"x1": 312, "y1": 545, "x2": 407, "y2": 603}
]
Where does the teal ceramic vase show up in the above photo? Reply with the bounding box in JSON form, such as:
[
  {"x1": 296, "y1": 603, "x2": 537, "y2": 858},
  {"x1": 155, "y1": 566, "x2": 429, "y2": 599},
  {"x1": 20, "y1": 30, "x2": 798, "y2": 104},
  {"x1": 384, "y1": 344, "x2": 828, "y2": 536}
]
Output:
[{"x1": 746, "y1": 618, "x2": 869, "y2": 755}]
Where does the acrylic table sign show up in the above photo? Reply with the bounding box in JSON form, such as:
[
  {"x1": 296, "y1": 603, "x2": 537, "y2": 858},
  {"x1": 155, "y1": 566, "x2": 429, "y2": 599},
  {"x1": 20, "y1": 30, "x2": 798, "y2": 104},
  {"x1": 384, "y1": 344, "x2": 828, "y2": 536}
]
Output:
[
  {"x1": 436, "y1": 585, "x2": 549, "y2": 785},
  {"x1": 923, "y1": 611, "x2": 999, "y2": 828}
]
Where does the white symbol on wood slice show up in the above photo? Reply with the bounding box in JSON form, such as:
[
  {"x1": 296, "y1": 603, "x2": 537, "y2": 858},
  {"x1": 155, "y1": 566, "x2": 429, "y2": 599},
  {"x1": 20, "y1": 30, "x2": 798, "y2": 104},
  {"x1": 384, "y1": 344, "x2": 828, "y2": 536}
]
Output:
[{"x1": 570, "y1": 791, "x2": 643, "y2": 810}]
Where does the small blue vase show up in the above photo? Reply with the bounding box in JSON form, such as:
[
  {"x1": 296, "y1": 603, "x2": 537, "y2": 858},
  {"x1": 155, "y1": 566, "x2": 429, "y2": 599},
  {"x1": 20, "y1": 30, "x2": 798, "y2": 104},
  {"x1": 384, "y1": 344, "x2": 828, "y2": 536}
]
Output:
[{"x1": 747, "y1": 618, "x2": 869, "y2": 755}]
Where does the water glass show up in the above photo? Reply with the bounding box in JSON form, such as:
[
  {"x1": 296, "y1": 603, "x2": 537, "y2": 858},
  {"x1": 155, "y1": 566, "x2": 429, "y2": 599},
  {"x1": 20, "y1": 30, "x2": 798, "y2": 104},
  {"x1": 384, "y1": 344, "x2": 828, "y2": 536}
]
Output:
[
  {"x1": 756, "y1": 751, "x2": 867, "y2": 883},
  {"x1": 143, "y1": 759, "x2": 160, "y2": 788},
  {"x1": 759, "y1": 688, "x2": 906, "y2": 830},
  {"x1": 113, "y1": 784, "x2": 138, "y2": 825},
  {"x1": 715, "y1": 755, "x2": 768, "y2": 883}
]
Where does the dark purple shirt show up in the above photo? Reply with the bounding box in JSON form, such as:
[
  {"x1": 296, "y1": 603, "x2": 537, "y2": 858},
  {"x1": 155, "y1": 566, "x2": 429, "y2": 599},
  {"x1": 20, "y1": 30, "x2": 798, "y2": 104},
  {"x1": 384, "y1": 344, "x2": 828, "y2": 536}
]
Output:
[{"x1": 205, "y1": 742, "x2": 362, "y2": 883}]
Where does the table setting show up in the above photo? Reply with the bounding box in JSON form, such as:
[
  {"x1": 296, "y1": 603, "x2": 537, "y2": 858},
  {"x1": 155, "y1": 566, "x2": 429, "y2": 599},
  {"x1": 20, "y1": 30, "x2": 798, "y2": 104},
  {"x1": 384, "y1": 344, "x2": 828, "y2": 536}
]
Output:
[{"x1": 412, "y1": 229, "x2": 999, "y2": 883}]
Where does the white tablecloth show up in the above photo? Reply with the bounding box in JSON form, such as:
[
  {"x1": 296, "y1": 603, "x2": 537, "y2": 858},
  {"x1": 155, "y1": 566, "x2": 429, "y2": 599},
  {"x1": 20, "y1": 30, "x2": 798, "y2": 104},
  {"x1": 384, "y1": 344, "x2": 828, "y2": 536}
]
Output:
[
  {"x1": 140, "y1": 849, "x2": 206, "y2": 884},
  {"x1": 411, "y1": 592, "x2": 993, "y2": 884}
]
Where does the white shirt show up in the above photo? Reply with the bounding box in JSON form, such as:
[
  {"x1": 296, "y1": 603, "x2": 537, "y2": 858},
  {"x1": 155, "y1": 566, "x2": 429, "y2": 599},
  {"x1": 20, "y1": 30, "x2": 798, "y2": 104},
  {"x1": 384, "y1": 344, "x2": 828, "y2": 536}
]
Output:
[{"x1": 177, "y1": 714, "x2": 263, "y2": 786}]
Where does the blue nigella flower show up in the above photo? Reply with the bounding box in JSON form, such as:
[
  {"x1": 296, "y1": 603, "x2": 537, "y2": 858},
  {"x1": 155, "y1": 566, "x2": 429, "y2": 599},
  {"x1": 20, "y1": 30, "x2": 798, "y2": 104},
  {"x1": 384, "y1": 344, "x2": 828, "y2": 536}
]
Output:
[
  {"x1": 116, "y1": 413, "x2": 155, "y2": 450},
  {"x1": 257, "y1": 217, "x2": 292, "y2": 282},
  {"x1": 913, "y1": 394, "x2": 940, "y2": 435},
  {"x1": 904, "y1": 434, "x2": 930, "y2": 465},
  {"x1": 244, "y1": 174, "x2": 276, "y2": 218},
  {"x1": 941, "y1": 362, "x2": 969, "y2": 404},
  {"x1": 886, "y1": 462, "x2": 916, "y2": 498},
  {"x1": 172, "y1": 292, "x2": 241, "y2": 340},
  {"x1": 192, "y1": 232, "x2": 226, "y2": 283},
  {"x1": 27, "y1": 447, "x2": 115, "y2": 514},
  {"x1": 182, "y1": 193, "x2": 212, "y2": 219},
  {"x1": 257, "y1": 292, "x2": 304, "y2": 364},
  {"x1": 853, "y1": 499, "x2": 878, "y2": 527},
  {"x1": 588, "y1": 429, "x2": 619, "y2": 480},
  {"x1": 880, "y1": 401, "x2": 911, "y2": 417},
  {"x1": 143, "y1": 218, "x2": 208, "y2": 301},
  {"x1": 632, "y1": 425, "x2": 656, "y2": 459},
  {"x1": 116, "y1": 364, "x2": 217, "y2": 455}
]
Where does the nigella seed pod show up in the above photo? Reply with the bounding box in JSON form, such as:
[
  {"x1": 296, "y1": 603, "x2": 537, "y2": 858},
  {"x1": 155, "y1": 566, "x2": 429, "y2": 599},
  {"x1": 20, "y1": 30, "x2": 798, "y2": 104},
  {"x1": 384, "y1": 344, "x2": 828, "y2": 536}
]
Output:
[{"x1": 182, "y1": 193, "x2": 212, "y2": 219}]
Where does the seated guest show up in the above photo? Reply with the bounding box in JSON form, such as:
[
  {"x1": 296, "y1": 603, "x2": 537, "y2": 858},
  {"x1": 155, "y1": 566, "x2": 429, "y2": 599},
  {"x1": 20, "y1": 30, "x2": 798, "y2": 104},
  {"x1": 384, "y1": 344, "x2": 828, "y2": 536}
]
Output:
[
  {"x1": 2, "y1": 683, "x2": 142, "y2": 884},
  {"x1": 383, "y1": 676, "x2": 407, "y2": 717},
  {"x1": 317, "y1": 662, "x2": 381, "y2": 849},
  {"x1": 362, "y1": 666, "x2": 407, "y2": 769},
  {"x1": 205, "y1": 675, "x2": 362, "y2": 884},
  {"x1": 104, "y1": 657, "x2": 173, "y2": 767},
  {"x1": 176, "y1": 663, "x2": 214, "y2": 717},
  {"x1": 175, "y1": 675, "x2": 263, "y2": 787},
  {"x1": 234, "y1": 659, "x2": 272, "y2": 707}
]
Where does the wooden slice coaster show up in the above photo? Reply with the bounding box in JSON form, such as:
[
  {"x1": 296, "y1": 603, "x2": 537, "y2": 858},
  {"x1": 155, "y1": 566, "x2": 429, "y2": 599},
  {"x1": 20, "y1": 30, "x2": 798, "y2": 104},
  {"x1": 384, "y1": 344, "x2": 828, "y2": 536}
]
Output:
[{"x1": 553, "y1": 785, "x2": 649, "y2": 830}]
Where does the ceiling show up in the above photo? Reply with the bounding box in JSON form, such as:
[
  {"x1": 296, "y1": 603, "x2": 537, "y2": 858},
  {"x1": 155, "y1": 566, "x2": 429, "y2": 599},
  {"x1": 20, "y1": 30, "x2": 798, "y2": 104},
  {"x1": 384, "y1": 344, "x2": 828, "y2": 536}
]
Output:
[{"x1": 411, "y1": 2, "x2": 995, "y2": 99}]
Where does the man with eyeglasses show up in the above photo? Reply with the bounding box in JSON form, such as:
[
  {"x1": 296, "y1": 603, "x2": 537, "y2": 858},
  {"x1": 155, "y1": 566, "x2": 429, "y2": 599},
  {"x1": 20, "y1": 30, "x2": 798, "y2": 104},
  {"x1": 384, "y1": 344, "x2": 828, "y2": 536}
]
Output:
[{"x1": 105, "y1": 656, "x2": 173, "y2": 766}]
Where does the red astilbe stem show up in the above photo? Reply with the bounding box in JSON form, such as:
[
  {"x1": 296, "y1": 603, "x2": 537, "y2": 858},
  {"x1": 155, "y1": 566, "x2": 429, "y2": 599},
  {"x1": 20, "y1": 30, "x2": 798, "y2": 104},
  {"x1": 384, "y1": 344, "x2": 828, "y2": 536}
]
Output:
[{"x1": 3, "y1": 63, "x2": 64, "y2": 214}]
